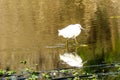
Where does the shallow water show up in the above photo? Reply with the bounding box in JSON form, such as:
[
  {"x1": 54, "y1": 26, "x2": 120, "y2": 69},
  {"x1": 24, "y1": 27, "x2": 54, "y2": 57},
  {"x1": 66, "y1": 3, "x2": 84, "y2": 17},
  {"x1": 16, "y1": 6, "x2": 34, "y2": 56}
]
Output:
[{"x1": 0, "y1": 0, "x2": 120, "y2": 72}]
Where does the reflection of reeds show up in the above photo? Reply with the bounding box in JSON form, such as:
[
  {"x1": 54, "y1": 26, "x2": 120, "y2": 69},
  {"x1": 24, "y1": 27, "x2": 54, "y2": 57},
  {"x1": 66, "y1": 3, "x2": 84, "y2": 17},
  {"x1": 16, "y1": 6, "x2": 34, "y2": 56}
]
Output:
[{"x1": 110, "y1": 16, "x2": 120, "y2": 19}]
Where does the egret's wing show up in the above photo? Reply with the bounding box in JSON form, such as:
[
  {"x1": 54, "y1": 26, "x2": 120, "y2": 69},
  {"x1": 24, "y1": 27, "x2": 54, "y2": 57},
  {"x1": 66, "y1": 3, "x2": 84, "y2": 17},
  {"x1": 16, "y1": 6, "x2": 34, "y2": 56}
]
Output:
[
  {"x1": 65, "y1": 24, "x2": 81, "y2": 38},
  {"x1": 66, "y1": 53, "x2": 82, "y2": 63},
  {"x1": 60, "y1": 54, "x2": 71, "y2": 62},
  {"x1": 60, "y1": 53, "x2": 74, "y2": 64},
  {"x1": 60, "y1": 57, "x2": 77, "y2": 67},
  {"x1": 74, "y1": 54, "x2": 82, "y2": 63},
  {"x1": 63, "y1": 24, "x2": 74, "y2": 30},
  {"x1": 60, "y1": 53, "x2": 83, "y2": 67},
  {"x1": 58, "y1": 24, "x2": 82, "y2": 38},
  {"x1": 60, "y1": 53, "x2": 76, "y2": 66}
]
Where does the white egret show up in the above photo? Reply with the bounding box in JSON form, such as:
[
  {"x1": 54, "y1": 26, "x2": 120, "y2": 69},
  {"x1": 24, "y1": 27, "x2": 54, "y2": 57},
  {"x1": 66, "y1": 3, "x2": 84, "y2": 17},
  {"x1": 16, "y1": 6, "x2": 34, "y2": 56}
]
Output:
[
  {"x1": 60, "y1": 53, "x2": 86, "y2": 68},
  {"x1": 58, "y1": 24, "x2": 84, "y2": 42},
  {"x1": 58, "y1": 24, "x2": 84, "y2": 51}
]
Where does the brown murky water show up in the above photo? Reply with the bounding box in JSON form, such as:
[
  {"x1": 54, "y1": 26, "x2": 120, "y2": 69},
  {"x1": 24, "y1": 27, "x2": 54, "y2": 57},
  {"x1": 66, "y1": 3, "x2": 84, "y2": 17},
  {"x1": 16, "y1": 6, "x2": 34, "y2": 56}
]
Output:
[{"x1": 0, "y1": 0, "x2": 120, "y2": 71}]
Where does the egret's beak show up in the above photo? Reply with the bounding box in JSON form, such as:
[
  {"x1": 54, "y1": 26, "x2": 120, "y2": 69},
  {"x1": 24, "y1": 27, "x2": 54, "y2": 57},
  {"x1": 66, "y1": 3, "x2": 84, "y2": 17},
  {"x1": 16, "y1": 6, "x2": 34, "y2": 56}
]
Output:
[{"x1": 81, "y1": 27, "x2": 85, "y2": 30}]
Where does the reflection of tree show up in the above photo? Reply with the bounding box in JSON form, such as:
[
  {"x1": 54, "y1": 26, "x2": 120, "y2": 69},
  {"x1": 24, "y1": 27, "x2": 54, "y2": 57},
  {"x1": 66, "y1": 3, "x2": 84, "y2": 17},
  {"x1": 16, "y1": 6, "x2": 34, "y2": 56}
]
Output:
[{"x1": 88, "y1": 0, "x2": 120, "y2": 53}]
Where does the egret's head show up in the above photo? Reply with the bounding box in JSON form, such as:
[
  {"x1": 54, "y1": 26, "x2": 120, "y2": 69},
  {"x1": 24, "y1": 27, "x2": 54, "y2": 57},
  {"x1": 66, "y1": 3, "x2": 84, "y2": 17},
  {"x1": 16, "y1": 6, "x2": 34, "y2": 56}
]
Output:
[{"x1": 75, "y1": 24, "x2": 85, "y2": 30}]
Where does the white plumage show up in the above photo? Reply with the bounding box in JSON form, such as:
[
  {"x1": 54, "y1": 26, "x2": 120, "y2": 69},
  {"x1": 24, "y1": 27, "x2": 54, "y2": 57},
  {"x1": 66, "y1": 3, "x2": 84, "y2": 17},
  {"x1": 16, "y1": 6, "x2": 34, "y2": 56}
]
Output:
[
  {"x1": 58, "y1": 24, "x2": 84, "y2": 39},
  {"x1": 59, "y1": 53, "x2": 83, "y2": 68}
]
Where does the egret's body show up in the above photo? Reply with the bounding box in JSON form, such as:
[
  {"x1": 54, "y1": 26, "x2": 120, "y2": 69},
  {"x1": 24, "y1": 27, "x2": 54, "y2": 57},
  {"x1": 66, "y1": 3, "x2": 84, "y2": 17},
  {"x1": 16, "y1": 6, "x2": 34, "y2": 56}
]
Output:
[
  {"x1": 60, "y1": 53, "x2": 83, "y2": 67},
  {"x1": 58, "y1": 24, "x2": 84, "y2": 51},
  {"x1": 58, "y1": 24, "x2": 84, "y2": 39}
]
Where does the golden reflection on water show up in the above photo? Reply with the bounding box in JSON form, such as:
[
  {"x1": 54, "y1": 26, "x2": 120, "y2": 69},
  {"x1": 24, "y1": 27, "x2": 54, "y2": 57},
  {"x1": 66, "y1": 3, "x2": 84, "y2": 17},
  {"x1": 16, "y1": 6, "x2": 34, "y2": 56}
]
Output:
[{"x1": 0, "y1": 0, "x2": 120, "y2": 71}]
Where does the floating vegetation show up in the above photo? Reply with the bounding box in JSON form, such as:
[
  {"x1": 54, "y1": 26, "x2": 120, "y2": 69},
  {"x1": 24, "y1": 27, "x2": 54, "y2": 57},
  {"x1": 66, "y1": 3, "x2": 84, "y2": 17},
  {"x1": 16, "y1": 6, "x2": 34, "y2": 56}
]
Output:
[
  {"x1": 46, "y1": 43, "x2": 88, "y2": 49},
  {"x1": 0, "y1": 62, "x2": 119, "y2": 79}
]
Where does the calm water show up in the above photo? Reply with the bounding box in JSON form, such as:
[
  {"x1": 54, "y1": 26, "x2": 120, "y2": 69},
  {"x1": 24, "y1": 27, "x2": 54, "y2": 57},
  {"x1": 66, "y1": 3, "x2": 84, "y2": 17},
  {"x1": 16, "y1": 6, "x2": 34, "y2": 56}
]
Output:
[{"x1": 0, "y1": 0, "x2": 120, "y2": 72}]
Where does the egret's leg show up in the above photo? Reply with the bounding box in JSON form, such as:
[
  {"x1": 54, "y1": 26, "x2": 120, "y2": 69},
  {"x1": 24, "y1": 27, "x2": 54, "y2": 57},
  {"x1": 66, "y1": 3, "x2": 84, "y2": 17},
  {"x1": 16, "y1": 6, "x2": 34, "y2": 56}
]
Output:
[
  {"x1": 74, "y1": 37, "x2": 79, "y2": 53},
  {"x1": 75, "y1": 46, "x2": 78, "y2": 53},
  {"x1": 75, "y1": 37, "x2": 78, "y2": 44},
  {"x1": 66, "y1": 39, "x2": 69, "y2": 52}
]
